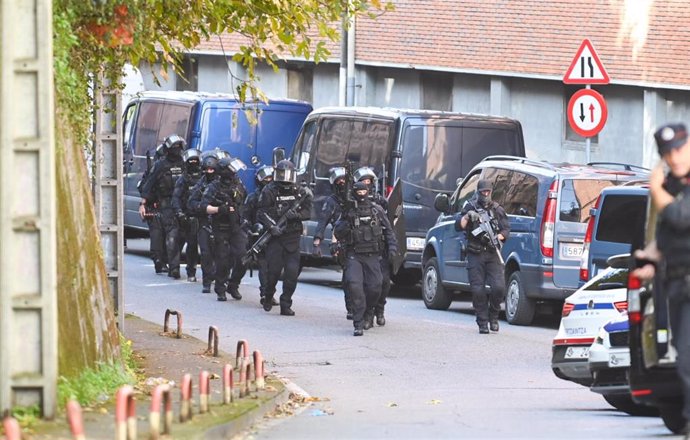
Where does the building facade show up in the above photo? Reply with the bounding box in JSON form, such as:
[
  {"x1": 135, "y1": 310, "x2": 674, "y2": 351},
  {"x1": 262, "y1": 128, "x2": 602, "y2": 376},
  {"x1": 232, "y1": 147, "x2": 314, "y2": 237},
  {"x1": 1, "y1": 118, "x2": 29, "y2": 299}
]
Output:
[{"x1": 135, "y1": 0, "x2": 690, "y2": 169}]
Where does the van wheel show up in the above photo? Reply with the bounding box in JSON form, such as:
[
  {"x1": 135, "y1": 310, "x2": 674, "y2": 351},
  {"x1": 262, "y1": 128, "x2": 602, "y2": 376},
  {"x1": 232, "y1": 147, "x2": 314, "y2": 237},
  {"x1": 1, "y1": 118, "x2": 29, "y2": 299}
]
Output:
[
  {"x1": 659, "y1": 404, "x2": 686, "y2": 434},
  {"x1": 422, "y1": 257, "x2": 452, "y2": 310},
  {"x1": 391, "y1": 268, "x2": 420, "y2": 286},
  {"x1": 505, "y1": 271, "x2": 536, "y2": 325},
  {"x1": 603, "y1": 394, "x2": 658, "y2": 416}
]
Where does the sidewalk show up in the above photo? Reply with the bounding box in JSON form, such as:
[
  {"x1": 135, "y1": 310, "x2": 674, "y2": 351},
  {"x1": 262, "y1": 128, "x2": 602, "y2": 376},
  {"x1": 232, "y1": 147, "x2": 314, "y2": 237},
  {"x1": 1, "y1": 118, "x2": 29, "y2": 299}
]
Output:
[{"x1": 29, "y1": 314, "x2": 296, "y2": 439}]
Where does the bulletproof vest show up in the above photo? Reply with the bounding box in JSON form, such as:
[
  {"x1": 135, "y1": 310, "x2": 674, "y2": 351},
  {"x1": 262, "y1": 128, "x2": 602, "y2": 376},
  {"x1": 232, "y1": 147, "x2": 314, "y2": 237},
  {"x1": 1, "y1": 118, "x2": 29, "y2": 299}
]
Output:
[
  {"x1": 157, "y1": 159, "x2": 184, "y2": 200},
  {"x1": 350, "y1": 202, "x2": 384, "y2": 254},
  {"x1": 185, "y1": 171, "x2": 202, "y2": 193},
  {"x1": 211, "y1": 180, "x2": 243, "y2": 230},
  {"x1": 466, "y1": 201, "x2": 499, "y2": 253},
  {"x1": 275, "y1": 185, "x2": 298, "y2": 218}
]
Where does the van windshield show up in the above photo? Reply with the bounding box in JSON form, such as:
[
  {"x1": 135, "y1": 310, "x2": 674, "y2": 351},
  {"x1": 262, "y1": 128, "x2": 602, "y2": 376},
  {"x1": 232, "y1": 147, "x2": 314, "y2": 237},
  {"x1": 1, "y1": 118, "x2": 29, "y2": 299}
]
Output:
[
  {"x1": 199, "y1": 107, "x2": 254, "y2": 152},
  {"x1": 559, "y1": 179, "x2": 617, "y2": 223},
  {"x1": 400, "y1": 123, "x2": 518, "y2": 192}
]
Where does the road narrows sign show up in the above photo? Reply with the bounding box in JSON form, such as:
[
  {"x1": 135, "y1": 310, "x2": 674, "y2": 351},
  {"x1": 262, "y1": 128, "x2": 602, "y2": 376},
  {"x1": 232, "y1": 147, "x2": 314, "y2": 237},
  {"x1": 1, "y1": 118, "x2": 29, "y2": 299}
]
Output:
[
  {"x1": 563, "y1": 39, "x2": 610, "y2": 84},
  {"x1": 567, "y1": 89, "x2": 608, "y2": 137}
]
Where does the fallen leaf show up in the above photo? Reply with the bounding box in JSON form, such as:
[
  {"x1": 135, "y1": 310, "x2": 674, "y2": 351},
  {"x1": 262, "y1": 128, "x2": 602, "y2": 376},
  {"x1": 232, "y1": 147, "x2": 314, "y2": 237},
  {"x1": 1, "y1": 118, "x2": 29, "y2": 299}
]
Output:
[
  {"x1": 428, "y1": 400, "x2": 442, "y2": 405},
  {"x1": 387, "y1": 402, "x2": 398, "y2": 407}
]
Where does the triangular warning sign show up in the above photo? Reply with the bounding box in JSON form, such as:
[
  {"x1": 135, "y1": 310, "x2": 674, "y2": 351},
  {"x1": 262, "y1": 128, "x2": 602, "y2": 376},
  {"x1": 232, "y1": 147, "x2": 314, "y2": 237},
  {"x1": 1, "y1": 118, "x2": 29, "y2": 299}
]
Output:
[{"x1": 563, "y1": 39, "x2": 610, "y2": 84}]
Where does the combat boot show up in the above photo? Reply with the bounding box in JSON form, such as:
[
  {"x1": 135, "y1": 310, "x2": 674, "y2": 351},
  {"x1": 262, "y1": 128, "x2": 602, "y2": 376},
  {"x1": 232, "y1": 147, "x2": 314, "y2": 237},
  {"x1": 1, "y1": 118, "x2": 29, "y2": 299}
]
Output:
[
  {"x1": 168, "y1": 268, "x2": 181, "y2": 279},
  {"x1": 353, "y1": 327, "x2": 364, "y2": 337},
  {"x1": 478, "y1": 324, "x2": 489, "y2": 334},
  {"x1": 217, "y1": 294, "x2": 227, "y2": 302},
  {"x1": 376, "y1": 310, "x2": 386, "y2": 326},
  {"x1": 263, "y1": 296, "x2": 274, "y2": 312},
  {"x1": 202, "y1": 284, "x2": 211, "y2": 294},
  {"x1": 154, "y1": 260, "x2": 168, "y2": 274},
  {"x1": 226, "y1": 285, "x2": 242, "y2": 300},
  {"x1": 280, "y1": 306, "x2": 295, "y2": 316},
  {"x1": 490, "y1": 320, "x2": 499, "y2": 332},
  {"x1": 363, "y1": 311, "x2": 375, "y2": 330}
]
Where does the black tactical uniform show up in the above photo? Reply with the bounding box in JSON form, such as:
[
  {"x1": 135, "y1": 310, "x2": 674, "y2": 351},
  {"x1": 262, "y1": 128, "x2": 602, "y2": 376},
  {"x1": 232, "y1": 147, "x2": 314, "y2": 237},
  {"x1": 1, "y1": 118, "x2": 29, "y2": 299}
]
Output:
[
  {"x1": 139, "y1": 143, "x2": 167, "y2": 273},
  {"x1": 314, "y1": 167, "x2": 350, "y2": 318},
  {"x1": 334, "y1": 182, "x2": 398, "y2": 336},
  {"x1": 652, "y1": 123, "x2": 690, "y2": 424},
  {"x1": 200, "y1": 157, "x2": 247, "y2": 301},
  {"x1": 457, "y1": 179, "x2": 510, "y2": 334},
  {"x1": 187, "y1": 150, "x2": 227, "y2": 293},
  {"x1": 354, "y1": 166, "x2": 392, "y2": 326},
  {"x1": 140, "y1": 135, "x2": 185, "y2": 279},
  {"x1": 257, "y1": 160, "x2": 313, "y2": 315},
  {"x1": 226, "y1": 165, "x2": 275, "y2": 303},
  {"x1": 172, "y1": 149, "x2": 202, "y2": 282}
]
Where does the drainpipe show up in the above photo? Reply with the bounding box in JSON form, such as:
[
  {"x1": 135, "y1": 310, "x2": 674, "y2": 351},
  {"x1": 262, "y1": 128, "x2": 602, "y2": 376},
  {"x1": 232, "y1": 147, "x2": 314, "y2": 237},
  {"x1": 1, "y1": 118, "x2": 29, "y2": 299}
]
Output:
[
  {"x1": 339, "y1": 11, "x2": 347, "y2": 106},
  {"x1": 346, "y1": 14, "x2": 356, "y2": 107}
]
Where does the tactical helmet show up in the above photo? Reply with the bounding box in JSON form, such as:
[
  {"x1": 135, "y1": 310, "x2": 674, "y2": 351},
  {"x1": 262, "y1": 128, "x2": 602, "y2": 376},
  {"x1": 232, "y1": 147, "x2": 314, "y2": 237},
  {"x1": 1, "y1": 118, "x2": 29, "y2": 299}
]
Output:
[
  {"x1": 328, "y1": 167, "x2": 347, "y2": 186},
  {"x1": 154, "y1": 143, "x2": 166, "y2": 160},
  {"x1": 201, "y1": 154, "x2": 219, "y2": 174},
  {"x1": 163, "y1": 134, "x2": 186, "y2": 155},
  {"x1": 353, "y1": 181, "x2": 369, "y2": 202},
  {"x1": 255, "y1": 165, "x2": 274, "y2": 185},
  {"x1": 274, "y1": 159, "x2": 297, "y2": 184},
  {"x1": 183, "y1": 149, "x2": 201, "y2": 171},
  {"x1": 216, "y1": 156, "x2": 247, "y2": 180},
  {"x1": 353, "y1": 166, "x2": 377, "y2": 187}
]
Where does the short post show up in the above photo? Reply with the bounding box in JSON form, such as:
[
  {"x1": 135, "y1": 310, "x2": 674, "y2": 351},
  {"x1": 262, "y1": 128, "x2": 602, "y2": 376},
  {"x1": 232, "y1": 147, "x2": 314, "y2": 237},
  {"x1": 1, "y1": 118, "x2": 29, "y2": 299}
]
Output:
[
  {"x1": 163, "y1": 309, "x2": 182, "y2": 338},
  {"x1": 199, "y1": 370, "x2": 211, "y2": 413},
  {"x1": 222, "y1": 363, "x2": 234, "y2": 404},
  {"x1": 207, "y1": 326, "x2": 219, "y2": 357},
  {"x1": 2, "y1": 416, "x2": 21, "y2": 440},
  {"x1": 253, "y1": 350, "x2": 265, "y2": 390},
  {"x1": 149, "y1": 384, "x2": 173, "y2": 439},
  {"x1": 239, "y1": 357, "x2": 253, "y2": 398},
  {"x1": 236, "y1": 339, "x2": 249, "y2": 369},
  {"x1": 66, "y1": 400, "x2": 86, "y2": 440},
  {"x1": 179, "y1": 373, "x2": 193, "y2": 422},
  {"x1": 115, "y1": 385, "x2": 137, "y2": 440}
]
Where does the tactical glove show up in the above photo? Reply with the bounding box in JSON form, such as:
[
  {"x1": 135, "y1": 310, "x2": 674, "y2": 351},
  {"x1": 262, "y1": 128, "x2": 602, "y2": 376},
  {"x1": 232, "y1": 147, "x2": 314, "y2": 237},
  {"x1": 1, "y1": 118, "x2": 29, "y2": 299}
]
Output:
[
  {"x1": 312, "y1": 243, "x2": 322, "y2": 257},
  {"x1": 466, "y1": 210, "x2": 481, "y2": 222},
  {"x1": 269, "y1": 225, "x2": 283, "y2": 237},
  {"x1": 175, "y1": 211, "x2": 188, "y2": 226},
  {"x1": 285, "y1": 209, "x2": 300, "y2": 220}
]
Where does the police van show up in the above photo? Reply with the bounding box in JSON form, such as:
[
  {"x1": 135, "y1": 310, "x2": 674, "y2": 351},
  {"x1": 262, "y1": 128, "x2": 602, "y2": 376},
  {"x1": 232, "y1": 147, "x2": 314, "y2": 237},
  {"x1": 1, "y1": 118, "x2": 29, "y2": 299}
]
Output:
[
  {"x1": 290, "y1": 107, "x2": 526, "y2": 284},
  {"x1": 122, "y1": 91, "x2": 312, "y2": 231}
]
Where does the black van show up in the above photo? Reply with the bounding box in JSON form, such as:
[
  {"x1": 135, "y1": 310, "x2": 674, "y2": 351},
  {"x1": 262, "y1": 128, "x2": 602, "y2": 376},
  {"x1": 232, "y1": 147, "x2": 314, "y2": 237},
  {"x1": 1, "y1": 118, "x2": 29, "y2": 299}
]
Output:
[{"x1": 290, "y1": 107, "x2": 526, "y2": 283}]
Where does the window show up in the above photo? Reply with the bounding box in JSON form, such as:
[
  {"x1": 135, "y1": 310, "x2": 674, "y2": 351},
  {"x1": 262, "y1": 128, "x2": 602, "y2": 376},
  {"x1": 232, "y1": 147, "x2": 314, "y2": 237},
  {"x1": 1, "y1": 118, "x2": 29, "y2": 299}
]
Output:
[
  {"x1": 480, "y1": 168, "x2": 512, "y2": 207},
  {"x1": 421, "y1": 71, "x2": 452, "y2": 111},
  {"x1": 199, "y1": 107, "x2": 253, "y2": 153},
  {"x1": 462, "y1": 127, "x2": 518, "y2": 176},
  {"x1": 349, "y1": 120, "x2": 393, "y2": 183},
  {"x1": 452, "y1": 173, "x2": 480, "y2": 212},
  {"x1": 585, "y1": 268, "x2": 628, "y2": 291},
  {"x1": 293, "y1": 120, "x2": 318, "y2": 175},
  {"x1": 133, "y1": 101, "x2": 164, "y2": 156},
  {"x1": 176, "y1": 55, "x2": 198, "y2": 91},
  {"x1": 400, "y1": 123, "x2": 463, "y2": 192},
  {"x1": 503, "y1": 172, "x2": 539, "y2": 217},
  {"x1": 288, "y1": 68, "x2": 313, "y2": 103},
  {"x1": 560, "y1": 179, "x2": 616, "y2": 223},
  {"x1": 565, "y1": 87, "x2": 599, "y2": 143},
  {"x1": 122, "y1": 104, "x2": 137, "y2": 154},
  {"x1": 595, "y1": 195, "x2": 647, "y2": 244},
  {"x1": 315, "y1": 119, "x2": 351, "y2": 178},
  {"x1": 158, "y1": 103, "x2": 193, "y2": 145}
]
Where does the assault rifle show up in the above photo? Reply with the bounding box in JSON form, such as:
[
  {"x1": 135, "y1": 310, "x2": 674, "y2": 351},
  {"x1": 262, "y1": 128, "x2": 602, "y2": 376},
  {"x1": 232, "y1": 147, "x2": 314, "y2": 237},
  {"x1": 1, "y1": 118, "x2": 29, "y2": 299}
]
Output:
[
  {"x1": 241, "y1": 186, "x2": 312, "y2": 266},
  {"x1": 470, "y1": 209, "x2": 504, "y2": 265}
]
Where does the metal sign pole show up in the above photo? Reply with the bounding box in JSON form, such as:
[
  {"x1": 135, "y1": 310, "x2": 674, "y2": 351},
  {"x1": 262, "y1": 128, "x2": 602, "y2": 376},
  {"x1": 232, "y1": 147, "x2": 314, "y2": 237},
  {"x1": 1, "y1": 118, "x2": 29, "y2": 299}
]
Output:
[{"x1": 585, "y1": 84, "x2": 591, "y2": 163}]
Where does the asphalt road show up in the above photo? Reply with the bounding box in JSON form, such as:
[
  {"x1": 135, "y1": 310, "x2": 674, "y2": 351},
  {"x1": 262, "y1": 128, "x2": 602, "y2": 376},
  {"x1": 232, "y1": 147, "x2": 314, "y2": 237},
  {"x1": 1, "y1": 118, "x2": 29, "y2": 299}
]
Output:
[{"x1": 123, "y1": 238, "x2": 676, "y2": 439}]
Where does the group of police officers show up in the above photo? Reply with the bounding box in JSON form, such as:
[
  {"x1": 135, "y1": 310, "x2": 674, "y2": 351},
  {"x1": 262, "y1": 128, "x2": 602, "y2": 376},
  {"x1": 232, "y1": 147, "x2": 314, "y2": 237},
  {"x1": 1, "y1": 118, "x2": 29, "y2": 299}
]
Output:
[{"x1": 136, "y1": 135, "x2": 403, "y2": 336}]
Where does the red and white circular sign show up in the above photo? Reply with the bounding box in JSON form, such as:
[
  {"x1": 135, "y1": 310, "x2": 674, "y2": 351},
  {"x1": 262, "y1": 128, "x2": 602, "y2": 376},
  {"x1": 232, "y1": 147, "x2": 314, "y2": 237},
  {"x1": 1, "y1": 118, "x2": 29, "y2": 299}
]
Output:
[{"x1": 567, "y1": 89, "x2": 608, "y2": 137}]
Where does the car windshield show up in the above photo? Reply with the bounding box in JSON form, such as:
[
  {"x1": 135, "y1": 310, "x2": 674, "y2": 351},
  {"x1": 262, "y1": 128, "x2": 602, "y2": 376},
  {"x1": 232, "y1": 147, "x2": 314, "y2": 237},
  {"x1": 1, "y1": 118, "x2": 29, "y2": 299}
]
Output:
[
  {"x1": 560, "y1": 179, "x2": 618, "y2": 223},
  {"x1": 586, "y1": 268, "x2": 629, "y2": 291}
]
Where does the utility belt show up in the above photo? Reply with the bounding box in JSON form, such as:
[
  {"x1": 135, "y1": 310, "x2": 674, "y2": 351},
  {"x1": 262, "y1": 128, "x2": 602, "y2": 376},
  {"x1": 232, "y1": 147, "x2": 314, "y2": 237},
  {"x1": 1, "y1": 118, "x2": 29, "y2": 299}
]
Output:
[
  {"x1": 467, "y1": 240, "x2": 495, "y2": 254},
  {"x1": 666, "y1": 265, "x2": 690, "y2": 280}
]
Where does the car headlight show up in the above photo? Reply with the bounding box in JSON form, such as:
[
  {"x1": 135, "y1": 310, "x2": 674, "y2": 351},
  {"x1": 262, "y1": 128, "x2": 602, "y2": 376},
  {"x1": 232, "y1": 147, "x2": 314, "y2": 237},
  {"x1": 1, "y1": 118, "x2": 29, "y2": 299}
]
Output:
[{"x1": 407, "y1": 237, "x2": 426, "y2": 251}]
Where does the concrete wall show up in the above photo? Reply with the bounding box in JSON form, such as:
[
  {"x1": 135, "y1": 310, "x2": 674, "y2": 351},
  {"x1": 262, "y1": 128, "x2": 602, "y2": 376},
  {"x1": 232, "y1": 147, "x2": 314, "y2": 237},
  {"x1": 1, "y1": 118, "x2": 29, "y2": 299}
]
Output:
[{"x1": 312, "y1": 64, "x2": 340, "y2": 109}]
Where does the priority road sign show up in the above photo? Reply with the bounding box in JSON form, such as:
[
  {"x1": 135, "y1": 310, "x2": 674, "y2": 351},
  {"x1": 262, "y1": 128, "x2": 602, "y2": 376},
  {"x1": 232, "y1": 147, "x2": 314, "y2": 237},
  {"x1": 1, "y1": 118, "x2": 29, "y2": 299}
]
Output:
[
  {"x1": 567, "y1": 89, "x2": 608, "y2": 137},
  {"x1": 563, "y1": 39, "x2": 610, "y2": 84}
]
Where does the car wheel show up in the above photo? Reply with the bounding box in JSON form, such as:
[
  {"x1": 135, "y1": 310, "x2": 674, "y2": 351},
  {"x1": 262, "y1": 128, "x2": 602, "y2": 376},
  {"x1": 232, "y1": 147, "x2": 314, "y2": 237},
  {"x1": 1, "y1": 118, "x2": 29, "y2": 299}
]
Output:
[
  {"x1": 504, "y1": 271, "x2": 536, "y2": 325},
  {"x1": 391, "y1": 268, "x2": 421, "y2": 286},
  {"x1": 422, "y1": 257, "x2": 452, "y2": 310},
  {"x1": 659, "y1": 404, "x2": 686, "y2": 434},
  {"x1": 603, "y1": 394, "x2": 659, "y2": 417}
]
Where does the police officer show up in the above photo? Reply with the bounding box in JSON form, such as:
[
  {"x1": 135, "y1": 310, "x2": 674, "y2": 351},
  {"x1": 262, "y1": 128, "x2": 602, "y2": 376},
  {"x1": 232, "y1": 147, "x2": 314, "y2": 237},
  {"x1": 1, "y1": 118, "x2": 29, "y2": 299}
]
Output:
[
  {"x1": 172, "y1": 148, "x2": 203, "y2": 282},
  {"x1": 227, "y1": 165, "x2": 276, "y2": 305},
  {"x1": 353, "y1": 166, "x2": 390, "y2": 326},
  {"x1": 187, "y1": 151, "x2": 222, "y2": 293},
  {"x1": 201, "y1": 156, "x2": 247, "y2": 301},
  {"x1": 457, "y1": 179, "x2": 509, "y2": 334},
  {"x1": 139, "y1": 142, "x2": 168, "y2": 274},
  {"x1": 257, "y1": 159, "x2": 312, "y2": 315},
  {"x1": 314, "y1": 167, "x2": 351, "y2": 318},
  {"x1": 140, "y1": 135, "x2": 185, "y2": 279},
  {"x1": 635, "y1": 123, "x2": 690, "y2": 434},
  {"x1": 334, "y1": 181, "x2": 398, "y2": 336}
]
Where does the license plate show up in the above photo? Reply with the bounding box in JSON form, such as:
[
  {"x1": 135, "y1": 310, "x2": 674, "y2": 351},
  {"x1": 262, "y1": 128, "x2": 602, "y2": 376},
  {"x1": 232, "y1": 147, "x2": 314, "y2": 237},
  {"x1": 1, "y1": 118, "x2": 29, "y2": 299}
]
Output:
[
  {"x1": 564, "y1": 346, "x2": 590, "y2": 359},
  {"x1": 560, "y1": 243, "x2": 583, "y2": 259},
  {"x1": 608, "y1": 352, "x2": 630, "y2": 368}
]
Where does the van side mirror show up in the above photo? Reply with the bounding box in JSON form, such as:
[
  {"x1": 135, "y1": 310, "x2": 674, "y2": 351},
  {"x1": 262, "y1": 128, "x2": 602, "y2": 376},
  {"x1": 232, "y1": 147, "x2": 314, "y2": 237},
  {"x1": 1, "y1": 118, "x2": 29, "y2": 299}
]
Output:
[
  {"x1": 434, "y1": 193, "x2": 451, "y2": 214},
  {"x1": 606, "y1": 253, "x2": 631, "y2": 269}
]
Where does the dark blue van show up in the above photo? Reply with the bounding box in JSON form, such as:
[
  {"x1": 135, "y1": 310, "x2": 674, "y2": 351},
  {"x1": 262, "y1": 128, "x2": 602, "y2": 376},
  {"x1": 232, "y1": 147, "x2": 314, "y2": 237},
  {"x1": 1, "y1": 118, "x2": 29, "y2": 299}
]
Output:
[{"x1": 122, "y1": 91, "x2": 312, "y2": 230}]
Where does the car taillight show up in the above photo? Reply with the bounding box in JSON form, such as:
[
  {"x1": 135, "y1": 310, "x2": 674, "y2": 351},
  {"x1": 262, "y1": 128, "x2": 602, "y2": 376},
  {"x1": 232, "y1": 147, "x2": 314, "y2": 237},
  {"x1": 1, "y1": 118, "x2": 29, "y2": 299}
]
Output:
[
  {"x1": 386, "y1": 185, "x2": 394, "y2": 197},
  {"x1": 562, "y1": 302, "x2": 575, "y2": 317},
  {"x1": 579, "y1": 196, "x2": 600, "y2": 282},
  {"x1": 540, "y1": 180, "x2": 558, "y2": 257},
  {"x1": 628, "y1": 272, "x2": 642, "y2": 324},
  {"x1": 628, "y1": 272, "x2": 642, "y2": 289},
  {"x1": 614, "y1": 300, "x2": 628, "y2": 312}
]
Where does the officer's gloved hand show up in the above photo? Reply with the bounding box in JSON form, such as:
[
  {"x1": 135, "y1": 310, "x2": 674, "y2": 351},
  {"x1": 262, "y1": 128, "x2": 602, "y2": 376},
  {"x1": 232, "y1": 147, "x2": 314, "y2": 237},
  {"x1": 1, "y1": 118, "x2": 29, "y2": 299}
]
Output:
[
  {"x1": 269, "y1": 225, "x2": 283, "y2": 237},
  {"x1": 252, "y1": 223, "x2": 264, "y2": 236},
  {"x1": 466, "y1": 210, "x2": 481, "y2": 222},
  {"x1": 312, "y1": 241, "x2": 322, "y2": 257},
  {"x1": 176, "y1": 211, "x2": 188, "y2": 226},
  {"x1": 284, "y1": 209, "x2": 300, "y2": 220}
]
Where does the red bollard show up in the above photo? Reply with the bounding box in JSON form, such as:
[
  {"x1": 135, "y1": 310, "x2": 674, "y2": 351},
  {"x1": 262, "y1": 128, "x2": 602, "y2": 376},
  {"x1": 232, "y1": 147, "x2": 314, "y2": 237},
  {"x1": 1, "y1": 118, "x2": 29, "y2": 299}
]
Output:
[
  {"x1": 3, "y1": 416, "x2": 21, "y2": 440},
  {"x1": 235, "y1": 339, "x2": 249, "y2": 369},
  {"x1": 149, "y1": 384, "x2": 173, "y2": 439},
  {"x1": 179, "y1": 373, "x2": 193, "y2": 422},
  {"x1": 66, "y1": 400, "x2": 86, "y2": 440},
  {"x1": 199, "y1": 370, "x2": 211, "y2": 413},
  {"x1": 222, "y1": 363, "x2": 234, "y2": 404},
  {"x1": 163, "y1": 309, "x2": 182, "y2": 339},
  {"x1": 239, "y1": 357, "x2": 253, "y2": 398},
  {"x1": 253, "y1": 350, "x2": 265, "y2": 390},
  {"x1": 115, "y1": 385, "x2": 137, "y2": 440},
  {"x1": 207, "y1": 326, "x2": 219, "y2": 357}
]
